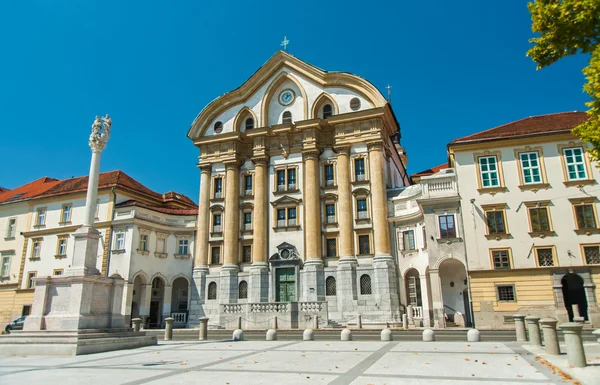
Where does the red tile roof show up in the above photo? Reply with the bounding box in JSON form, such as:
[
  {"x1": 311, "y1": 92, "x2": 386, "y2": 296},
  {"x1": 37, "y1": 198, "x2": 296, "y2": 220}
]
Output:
[
  {"x1": 0, "y1": 177, "x2": 61, "y2": 204},
  {"x1": 115, "y1": 199, "x2": 198, "y2": 215},
  {"x1": 450, "y1": 112, "x2": 588, "y2": 144},
  {"x1": 0, "y1": 187, "x2": 8, "y2": 193},
  {"x1": 411, "y1": 164, "x2": 449, "y2": 178}
]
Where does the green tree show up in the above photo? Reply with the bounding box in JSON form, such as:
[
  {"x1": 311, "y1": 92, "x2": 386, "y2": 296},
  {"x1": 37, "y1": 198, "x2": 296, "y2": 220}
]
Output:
[{"x1": 527, "y1": 0, "x2": 600, "y2": 161}]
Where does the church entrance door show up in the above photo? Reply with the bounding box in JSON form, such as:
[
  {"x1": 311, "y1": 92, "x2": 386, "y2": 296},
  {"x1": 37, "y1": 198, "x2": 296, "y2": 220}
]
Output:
[
  {"x1": 149, "y1": 300, "x2": 160, "y2": 328},
  {"x1": 276, "y1": 268, "x2": 296, "y2": 302}
]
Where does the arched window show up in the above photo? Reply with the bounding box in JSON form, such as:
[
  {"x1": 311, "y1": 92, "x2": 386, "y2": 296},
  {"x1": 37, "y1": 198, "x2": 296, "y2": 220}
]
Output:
[
  {"x1": 326, "y1": 276, "x2": 337, "y2": 296},
  {"x1": 245, "y1": 117, "x2": 254, "y2": 130},
  {"x1": 360, "y1": 274, "x2": 372, "y2": 295},
  {"x1": 207, "y1": 282, "x2": 217, "y2": 300},
  {"x1": 282, "y1": 111, "x2": 292, "y2": 124},
  {"x1": 214, "y1": 121, "x2": 223, "y2": 133},
  {"x1": 238, "y1": 280, "x2": 248, "y2": 299},
  {"x1": 322, "y1": 104, "x2": 333, "y2": 119}
]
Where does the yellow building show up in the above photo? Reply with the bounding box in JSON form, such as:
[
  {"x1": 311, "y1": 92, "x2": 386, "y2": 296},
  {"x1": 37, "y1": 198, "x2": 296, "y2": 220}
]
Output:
[{"x1": 449, "y1": 112, "x2": 600, "y2": 328}]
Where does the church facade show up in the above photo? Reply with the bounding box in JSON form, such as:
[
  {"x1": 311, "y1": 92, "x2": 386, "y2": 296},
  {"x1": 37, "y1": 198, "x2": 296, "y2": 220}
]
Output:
[{"x1": 187, "y1": 51, "x2": 410, "y2": 328}]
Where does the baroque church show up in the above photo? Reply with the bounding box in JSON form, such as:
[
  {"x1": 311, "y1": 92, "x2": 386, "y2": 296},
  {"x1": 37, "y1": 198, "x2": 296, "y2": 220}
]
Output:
[{"x1": 187, "y1": 51, "x2": 410, "y2": 328}]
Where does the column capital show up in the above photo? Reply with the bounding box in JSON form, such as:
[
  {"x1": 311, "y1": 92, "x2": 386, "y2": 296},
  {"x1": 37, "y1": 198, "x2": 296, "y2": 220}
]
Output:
[
  {"x1": 333, "y1": 145, "x2": 351, "y2": 155},
  {"x1": 302, "y1": 149, "x2": 321, "y2": 161},
  {"x1": 224, "y1": 160, "x2": 242, "y2": 171},
  {"x1": 252, "y1": 156, "x2": 270, "y2": 166},
  {"x1": 367, "y1": 141, "x2": 385, "y2": 152},
  {"x1": 198, "y1": 164, "x2": 212, "y2": 173}
]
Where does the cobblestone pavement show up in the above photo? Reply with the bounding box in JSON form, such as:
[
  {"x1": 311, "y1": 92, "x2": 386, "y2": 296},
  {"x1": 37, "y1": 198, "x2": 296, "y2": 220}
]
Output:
[{"x1": 0, "y1": 340, "x2": 591, "y2": 384}]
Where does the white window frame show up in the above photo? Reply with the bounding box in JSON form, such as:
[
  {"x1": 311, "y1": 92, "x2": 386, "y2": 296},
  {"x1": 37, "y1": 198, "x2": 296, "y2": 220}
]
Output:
[
  {"x1": 115, "y1": 231, "x2": 125, "y2": 250},
  {"x1": 36, "y1": 208, "x2": 46, "y2": 226},
  {"x1": 1, "y1": 256, "x2": 10, "y2": 277},
  {"x1": 32, "y1": 240, "x2": 41, "y2": 259},
  {"x1": 178, "y1": 239, "x2": 189, "y2": 255},
  {"x1": 58, "y1": 237, "x2": 67, "y2": 256},
  {"x1": 6, "y1": 218, "x2": 16, "y2": 238},
  {"x1": 478, "y1": 156, "x2": 500, "y2": 187},
  {"x1": 563, "y1": 147, "x2": 588, "y2": 181},
  {"x1": 437, "y1": 213, "x2": 458, "y2": 239},
  {"x1": 27, "y1": 272, "x2": 37, "y2": 289},
  {"x1": 519, "y1": 151, "x2": 542, "y2": 184}
]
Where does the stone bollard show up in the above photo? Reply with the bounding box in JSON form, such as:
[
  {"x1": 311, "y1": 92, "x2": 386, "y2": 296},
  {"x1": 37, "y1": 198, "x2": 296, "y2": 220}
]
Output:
[
  {"x1": 232, "y1": 329, "x2": 244, "y2": 341},
  {"x1": 525, "y1": 316, "x2": 542, "y2": 346},
  {"x1": 422, "y1": 329, "x2": 435, "y2": 342},
  {"x1": 341, "y1": 328, "x2": 352, "y2": 341},
  {"x1": 303, "y1": 328, "x2": 314, "y2": 341},
  {"x1": 314, "y1": 315, "x2": 319, "y2": 329},
  {"x1": 237, "y1": 317, "x2": 242, "y2": 330},
  {"x1": 273, "y1": 316, "x2": 278, "y2": 330},
  {"x1": 402, "y1": 314, "x2": 408, "y2": 329},
  {"x1": 164, "y1": 317, "x2": 175, "y2": 341},
  {"x1": 539, "y1": 318, "x2": 560, "y2": 355},
  {"x1": 467, "y1": 329, "x2": 480, "y2": 342},
  {"x1": 513, "y1": 314, "x2": 527, "y2": 342},
  {"x1": 381, "y1": 328, "x2": 393, "y2": 341},
  {"x1": 560, "y1": 322, "x2": 587, "y2": 368},
  {"x1": 132, "y1": 318, "x2": 142, "y2": 332},
  {"x1": 199, "y1": 317, "x2": 209, "y2": 341},
  {"x1": 266, "y1": 329, "x2": 277, "y2": 341},
  {"x1": 592, "y1": 329, "x2": 600, "y2": 343},
  {"x1": 357, "y1": 315, "x2": 362, "y2": 329}
]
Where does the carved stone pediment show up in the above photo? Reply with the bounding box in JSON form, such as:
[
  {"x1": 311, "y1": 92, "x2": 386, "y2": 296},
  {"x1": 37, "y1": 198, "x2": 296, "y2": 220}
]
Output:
[
  {"x1": 269, "y1": 242, "x2": 301, "y2": 266},
  {"x1": 271, "y1": 195, "x2": 302, "y2": 206}
]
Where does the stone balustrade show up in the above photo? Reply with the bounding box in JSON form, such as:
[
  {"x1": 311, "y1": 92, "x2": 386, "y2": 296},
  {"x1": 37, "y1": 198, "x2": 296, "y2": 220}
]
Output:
[{"x1": 218, "y1": 301, "x2": 328, "y2": 329}]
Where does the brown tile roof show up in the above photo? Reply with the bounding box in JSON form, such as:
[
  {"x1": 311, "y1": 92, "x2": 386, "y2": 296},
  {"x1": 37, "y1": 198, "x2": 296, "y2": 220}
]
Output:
[
  {"x1": 450, "y1": 112, "x2": 588, "y2": 145},
  {"x1": 411, "y1": 164, "x2": 449, "y2": 178},
  {"x1": 0, "y1": 187, "x2": 8, "y2": 193},
  {"x1": 0, "y1": 177, "x2": 61, "y2": 204},
  {"x1": 115, "y1": 199, "x2": 198, "y2": 215}
]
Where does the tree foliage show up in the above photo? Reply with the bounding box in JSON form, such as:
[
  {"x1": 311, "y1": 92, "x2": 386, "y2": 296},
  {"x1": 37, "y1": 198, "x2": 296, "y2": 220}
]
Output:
[{"x1": 527, "y1": 0, "x2": 600, "y2": 161}]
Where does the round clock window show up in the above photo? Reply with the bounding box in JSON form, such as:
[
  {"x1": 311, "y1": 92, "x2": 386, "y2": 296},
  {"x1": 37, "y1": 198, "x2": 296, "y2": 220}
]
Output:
[{"x1": 278, "y1": 89, "x2": 295, "y2": 106}]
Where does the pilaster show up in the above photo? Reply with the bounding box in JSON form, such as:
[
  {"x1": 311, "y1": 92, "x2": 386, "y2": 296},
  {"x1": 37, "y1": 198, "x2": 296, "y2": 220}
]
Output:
[
  {"x1": 335, "y1": 146, "x2": 354, "y2": 258},
  {"x1": 194, "y1": 165, "x2": 212, "y2": 268},
  {"x1": 303, "y1": 150, "x2": 322, "y2": 261},
  {"x1": 367, "y1": 142, "x2": 391, "y2": 256}
]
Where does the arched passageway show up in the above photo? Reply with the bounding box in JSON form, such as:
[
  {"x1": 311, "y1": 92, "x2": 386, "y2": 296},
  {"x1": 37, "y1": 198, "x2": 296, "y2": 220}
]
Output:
[
  {"x1": 561, "y1": 273, "x2": 588, "y2": 321},
  {"x1": 439, "y1": 259, "x2": 471, "y2": 327}
]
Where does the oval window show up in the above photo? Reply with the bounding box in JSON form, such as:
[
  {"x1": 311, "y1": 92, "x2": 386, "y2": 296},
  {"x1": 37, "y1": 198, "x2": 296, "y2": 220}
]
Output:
[
  {"x1": 350, "y1": 98, "x2": 361, "y2": 111},
  {"x1": 214, "y1": 121, "x2": 223, "y2": 133}
]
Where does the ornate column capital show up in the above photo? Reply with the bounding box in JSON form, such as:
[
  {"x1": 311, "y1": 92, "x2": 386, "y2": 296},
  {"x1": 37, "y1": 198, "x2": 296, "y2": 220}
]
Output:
[
  {"x1": 88, "y1": 115, "x2": 111, "y2": 153},
  {"x1": 252, "y1": 156, "x2": 270, "y2": 167},
  {"x1": 333, "y1": 145, "x2": 351, "y2": 155},
  {"x1": 302, "y1": 149, "x2": 321, "y2": 161},
  {"x1": 367, "y1": 141, "x2": 384, "y2": 152},
  {"x1": 198, "y1": 164, "x2": 212, "y2": 173},
  {"x1": 224, "y1": 160, "x2": 242, "y2": 171}
]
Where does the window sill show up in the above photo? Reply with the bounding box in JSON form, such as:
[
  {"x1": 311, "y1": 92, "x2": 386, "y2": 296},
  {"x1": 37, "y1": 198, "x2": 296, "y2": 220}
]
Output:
[
  {"x1": 33, "y1": 224, "x2": 46, "y2": 229},
  {"x1": 324, "y1": 221, "x2": 338, "y2": 226},
  {"x1": 111, "y1": 249, "x2": 126, "y2": 254},
  {"x1": 273, "y1": 188, "x2": 300, "y2": 195},
  {"x1": 54, "y1": 254, "x2": 67, "y2": 259},
  {"x1": 528, "y1": 231, "x2": 556, "y2": 238},
  {"x1": 493, "y1": 266, "x2": 512, "y2": 271},
  {"x1": 321, "y1": 184, "x2": 338, "y2": 190},
  {"x1": 28, "y1": 257, "x2": 40, "y2": 261},
  {"x1": 518, "y1": 183, "x2": 550, "y2": 192},
  {"x1": 351, "y1": 179, "x2": 370, "y2": 186},
  {"x1": 436, "y1": 237, "x2": 463, "y2": 244},
  {"x1": 241, "y1": 194, "x2": 254, "y2": 199},
  {"x1": 136, "y1": 249, "x2": 150, "y2": 256},
  {"x1": 210, "y1": 231, "x2": 223, "y2": 237},
  {"x1": 4, "y1": 236, "x2": 15, "y2": 241},
  {"x1": 357, "y1": 253, "x2": 373, "y2": 258},
  {"x1": 485, "y1": 233, "x2": 511, "y2": 240},
  {"x1": 564, "y1": 179, "x2": 595, "y2": 187},
  {"x1": 241, "y1": 229, "x2": 254, "y2": 235},
  {"x1": 273, "y1": 225, "x2": 301, "y2": 232},
  {"x1": 58, "y1": 221, "x2": 72, "y2": 226},
  {"x1": 354, "y1": 217, "x2": 371, "y2": 224},
  {"x1": 174, "y1": 254, "x2": 190, "y2": 259},
  {"x1": 575, "y1": 228, "x2": 600, "y2": 235},
  {"x1": 154, "y1": 252, "x2": 168, "y2": 258},
  {"x1": 210, "y1": 197, "x2": 224, "y2": 202},
  {"x1": 477, "y1": 186, "x2": 507, "y2": 195}
]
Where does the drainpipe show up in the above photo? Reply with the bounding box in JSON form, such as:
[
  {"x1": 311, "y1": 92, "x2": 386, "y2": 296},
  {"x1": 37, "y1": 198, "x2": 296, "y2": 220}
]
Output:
[
  {"x1": 462, "y1": 197, "x2": 477, "y2": 328},
  {"x1": 105, "y1": 187, "x2": 117, "y2": 277}
]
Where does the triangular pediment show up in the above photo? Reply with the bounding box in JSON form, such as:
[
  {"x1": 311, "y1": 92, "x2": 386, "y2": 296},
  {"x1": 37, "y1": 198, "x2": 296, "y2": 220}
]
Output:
[{"x1": 271, "y1": 195, "x2": 302, "y2": 206}]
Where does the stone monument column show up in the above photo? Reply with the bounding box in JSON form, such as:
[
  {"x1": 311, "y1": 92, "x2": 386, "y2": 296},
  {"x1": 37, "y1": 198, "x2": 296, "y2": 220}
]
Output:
[
  {"x1": 250, "y1": 156, "x2": 269, "y2": 302},
  {"x1": 302, "y1": 150, "x2": 325, "y2": 302},
  {"x1": 220, "y1": 160, "x2": 240, "y2": 303},
  {"x1": 335, "y1": 145, "x2": 358, "y2": 315}
]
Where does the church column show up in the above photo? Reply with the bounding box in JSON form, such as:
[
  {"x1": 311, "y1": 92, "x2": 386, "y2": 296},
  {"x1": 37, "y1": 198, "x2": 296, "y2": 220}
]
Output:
[
  {"x1": 250, "y1": 156, "x2": 269, "y2": 302},
  {"x1": 220, "y1": 160, "x2": 240, "y2": 303},
  {"x1": 335, "y1": 146, "x2": 358, "y2": 315},
  {"x1": 302, "y1": 150, "x2": 324, "y2": 301},
  {"x1": 368, "y1": 141, "x2": 399, "y2": 320},
  {"x1": 189, "y1": 165, "x2": 211, "y2": 324}
]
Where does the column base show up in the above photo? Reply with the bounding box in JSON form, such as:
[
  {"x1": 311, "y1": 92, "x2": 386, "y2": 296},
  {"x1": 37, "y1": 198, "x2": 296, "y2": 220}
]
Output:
[
  {"x1": 301, "y1": 259, "x2": 325, "y2": 302},
  {"x1": 249, "y1": 262, "x2": 269, "y2": 303},
  {"x1": 219, "y1": 265, "x2": 239, "y2": 303},
  {"x1": 188, "y1": 267, "x2": 209, "y2": 324},
  {"x1": 336, "y1": 256, "x2": 358, "y2": 314}
]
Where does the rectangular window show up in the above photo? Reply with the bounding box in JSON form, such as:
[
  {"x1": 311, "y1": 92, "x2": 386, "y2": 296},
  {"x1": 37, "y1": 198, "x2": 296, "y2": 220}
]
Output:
[
  {"x1": 478, "y1": 156, "x2": 499, "y2": 187},
  {"x1": 519, "y1": 152, "x2": 542, "y2": 184},
  {"x1": 486, "y1": 211, "x2": 506, "y2": 234},
  {"x1": 32, "y1": 240, "x2": 41, "y2": 259},
  {"x1": 575, "y1": 204, "x2": 597, "y2": 229},
  {"x1": 563, "y1": 147, "x2": 587, "y2": 180},
  {"x1": 156, "y1": 238, "x2": 165, "y2": 253},
  {"x1": 214, "y1": 177, "x2": 223, "y2": 198},
  {"x1": 326, "y1": 204, "x2": 336, "y2": 223},
  {"x1": 439, "y1": 215, "x2": 456, "y2": 239},
  {"x1": 422, "y1": 227, "x2": 427, "y2": 249},
  {"x1": 357, "y1": 199, "x2": 368, "y2": 219},
  {"x1": 403, "y1": 230, "x2": 415, "y2": 251},
  {"x1": 36, "y1": 208, "x2": 46, "y2": 226},
  {"x1": 277, "y1": 170, "x2": 286, "y2": 191},
  {"x1": 116, "y1": 232, "x2": 125, "y2": 250},
  {"x1": 325, "y1": 164, "x2": 335, "y2": 186},
  {"x1": 61, "y1": 205, "x2": 72, "y2": 223},
  {"x1": 244, "y1": 175, "x2": 252, "y2": 195},
  {"x1": 53, "y1": 269, "x2": 63, "y2": 276},
  {"x1": 1, "y1": 256, "x2": 9, "y2": 277},
  {"x1": 326, "y1": 238, "x2": 337, "y2": 257},
  {"x1": 497, "y1": 285, "x2": 516, "y2": 301},
  {"x1": 277, "y1": 209, "x2": 286, "y2": 227},
  {"x1": 529, "y1": 207, "x2": 551, "y2": 232},
  {"x1": 57, "y1": 237, "x2": 67, "y2": 256},
  {"x1": 355, "y1": 158, "x2": 365, "y2": 181},
  {"x1": 492, "y1": 249, "x2": 511, "y2": 269},
  {"x1": 288, "y1": 207, "x2": 297, "y2": 226},
  {"x1": 211, "y1": 246, "x2": 221, "y2": 264},
  {"x1": 536, "y1": 247, "x2": 554, "y2": 267},
  {"x1": 242, "y1": 245, "x2": 252, "y2": 263},
  {"x1": 584, "y1": 245, "x2": 600, "y2": 265},
  {"x1": 244, "y1": 212, "x2": 252, "y2": 230},
  {"x1": 213, "y1": 214, "x2": 222, "y2": 232},
  {"x1": 27, "y1": 272, "x2": 36, "y2": 289},
  {"x1": 178, "y1": 239, "x2": 189, "y2": 255},
  {"x1": 139, "y1": 234, "x2": 148, "y2": 251},
  {"x1": 287, "y1": 168, "x2": 296, "y2": 190},
  {"x1": 6, "y1": 218, "x2": 16, "y2": 238},
  {"x1": 358, "y1": 235, "x2": 370, "y2": 255}
]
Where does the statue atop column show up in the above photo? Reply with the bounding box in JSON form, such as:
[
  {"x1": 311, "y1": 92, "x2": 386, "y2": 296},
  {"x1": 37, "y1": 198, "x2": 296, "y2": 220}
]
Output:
[{"x1": 89, "y1": 114, "x2": 112, "y2": 153}]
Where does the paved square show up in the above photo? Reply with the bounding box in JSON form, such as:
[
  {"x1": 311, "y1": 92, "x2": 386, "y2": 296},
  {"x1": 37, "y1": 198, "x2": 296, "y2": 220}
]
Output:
[{"x1": 0, "y1": 340, "x2": 583, "y2": 384}]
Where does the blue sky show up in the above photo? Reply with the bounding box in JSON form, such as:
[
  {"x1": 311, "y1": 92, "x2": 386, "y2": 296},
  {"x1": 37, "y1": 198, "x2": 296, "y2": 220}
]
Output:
[{"x1": 0, "y1": 1, "x2": 589, "y2": 202}]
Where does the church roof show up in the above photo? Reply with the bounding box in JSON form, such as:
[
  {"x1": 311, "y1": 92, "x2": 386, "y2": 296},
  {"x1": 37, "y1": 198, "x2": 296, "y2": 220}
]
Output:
[{"x1": 450, "y1": 112, "x2": 588, "y2": 145}]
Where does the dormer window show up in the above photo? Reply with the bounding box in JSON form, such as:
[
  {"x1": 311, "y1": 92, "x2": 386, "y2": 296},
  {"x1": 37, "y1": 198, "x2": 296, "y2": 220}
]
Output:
[
  {"x1": 282, "y1": 111, "x2": 292, "y2": 124},
  {"x1": 245, "y1": 117, "x2": 254, "y2": 130},
  {"x1": 322, "y1": 104, "x2": 333, "y2": 119}
]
